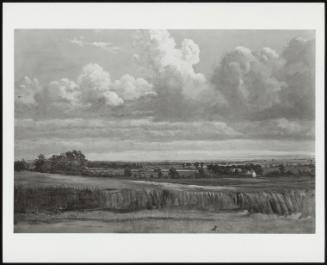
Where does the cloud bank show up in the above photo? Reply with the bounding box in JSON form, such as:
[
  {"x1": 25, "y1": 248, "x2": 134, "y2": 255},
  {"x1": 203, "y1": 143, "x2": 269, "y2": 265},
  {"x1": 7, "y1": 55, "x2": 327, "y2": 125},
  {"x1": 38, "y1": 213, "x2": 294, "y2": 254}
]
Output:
[
  {"x1": 15, "y1": 63, "x2": 155, "y2": 117},
  {"x1": 15, "y1": 30, "x2": 315, "y2": 158}
]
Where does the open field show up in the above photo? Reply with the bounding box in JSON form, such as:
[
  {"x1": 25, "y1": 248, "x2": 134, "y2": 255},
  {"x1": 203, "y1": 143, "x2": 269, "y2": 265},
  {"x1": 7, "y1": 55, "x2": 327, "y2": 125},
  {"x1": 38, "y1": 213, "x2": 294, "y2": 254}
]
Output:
[
  {"x1": 15, "y1": 209, "x2": 314, "y2": 233},
  {"x1": 14, "y1": 170, "x2": 315, "y2": 233},
  {"x1": 15, "y1": 171, "x2": 314, "y2": 192}
]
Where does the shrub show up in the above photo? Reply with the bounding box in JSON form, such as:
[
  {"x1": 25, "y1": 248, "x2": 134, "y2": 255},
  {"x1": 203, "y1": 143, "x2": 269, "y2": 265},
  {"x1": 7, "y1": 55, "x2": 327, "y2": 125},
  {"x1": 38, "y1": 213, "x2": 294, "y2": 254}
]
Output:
[
  {"x1": 168, "y1": 167, "x2": 180, "y2": 178},
  {"x1": 14, "y1": 160, "x2": 28, "y2": 171},
  {"x1": 124, "y1": 168, "x2": 132, "y2": 177}
]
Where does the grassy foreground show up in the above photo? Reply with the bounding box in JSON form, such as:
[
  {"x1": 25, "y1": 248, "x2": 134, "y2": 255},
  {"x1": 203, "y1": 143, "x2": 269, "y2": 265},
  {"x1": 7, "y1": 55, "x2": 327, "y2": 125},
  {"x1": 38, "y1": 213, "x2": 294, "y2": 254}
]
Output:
[{"x1": 15, "y1": 209, "x2": 314, "y2": 233}]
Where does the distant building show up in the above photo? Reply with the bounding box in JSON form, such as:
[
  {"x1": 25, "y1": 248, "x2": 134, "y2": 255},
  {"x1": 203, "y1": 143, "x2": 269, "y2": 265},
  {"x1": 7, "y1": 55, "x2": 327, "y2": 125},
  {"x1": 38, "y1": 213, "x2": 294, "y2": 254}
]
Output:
[
  {"x1": 251, "y1": 169, "x2": 257, "y2": 178},
  {"x1": 245, "y1": 169, "x2": 256, "y2": 178}
]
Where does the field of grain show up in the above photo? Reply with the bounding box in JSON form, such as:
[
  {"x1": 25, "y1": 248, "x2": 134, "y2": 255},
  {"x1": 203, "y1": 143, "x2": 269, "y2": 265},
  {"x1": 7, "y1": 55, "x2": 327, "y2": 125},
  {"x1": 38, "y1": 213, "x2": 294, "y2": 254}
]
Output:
[{"x1": 14, "y1": 171, "x2": 315, "y2": 233}]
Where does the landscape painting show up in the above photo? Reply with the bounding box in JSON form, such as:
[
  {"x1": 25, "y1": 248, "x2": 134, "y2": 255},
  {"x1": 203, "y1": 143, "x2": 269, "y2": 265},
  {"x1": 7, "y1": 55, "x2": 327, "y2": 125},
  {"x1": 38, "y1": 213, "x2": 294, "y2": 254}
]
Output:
[{"x1": 14, "y1": 29, "x2": 315, "y2": 233}]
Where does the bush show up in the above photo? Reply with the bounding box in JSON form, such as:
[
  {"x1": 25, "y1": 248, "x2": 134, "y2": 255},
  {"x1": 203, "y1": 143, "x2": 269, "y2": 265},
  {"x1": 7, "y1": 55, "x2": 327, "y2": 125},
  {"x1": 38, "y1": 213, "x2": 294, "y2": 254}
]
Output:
[
  {"x1": 196, "y1": 168, "x2": 207, "y2": 178},
  {"x1": 168, "y1": 167, "x2": 180, "y2": 178},
  {"x1": 124, "y1": 168, "x2": 132, "y2": 177},
  {"x1": 14, "y1": 160, "x2": 28, "y2": 171},
  {"x1": 33, "y1": 150, "x2": 88, "y2": 173}
]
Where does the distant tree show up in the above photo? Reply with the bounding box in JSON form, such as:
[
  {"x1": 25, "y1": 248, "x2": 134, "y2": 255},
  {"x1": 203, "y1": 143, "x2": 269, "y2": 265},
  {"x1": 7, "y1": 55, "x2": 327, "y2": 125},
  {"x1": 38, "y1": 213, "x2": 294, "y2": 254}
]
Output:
[
  {"x1": 14, "y1": 159, "x2": 28, "y2": 171},
  {"x1": 278, "y1": 164, "x2": 286, "y2": 175},
  {"x1": 254, "y1": 164, "x2": 263, "y2": 176},
  {"x1": 197, "y1": 167, "x2": 206, "y2": 178},
  {"x1": 154, "y1": 168, "x2": 163, "y2": 178},
  {"x1": 168, "y1": 167, "x2": 180, "y2": 178},
  {"x1": 124, "y1": 168, "x2": 132, "y2": 177},
  {"x1": 33, "y1": 150, "x2": 88, "y2": 173},
  {"x1": 34, "y1": 154, "x2": 47, "y2": 172},
  {"x1": 194, "y1": 162, "x2": 199, "y2": 169}
]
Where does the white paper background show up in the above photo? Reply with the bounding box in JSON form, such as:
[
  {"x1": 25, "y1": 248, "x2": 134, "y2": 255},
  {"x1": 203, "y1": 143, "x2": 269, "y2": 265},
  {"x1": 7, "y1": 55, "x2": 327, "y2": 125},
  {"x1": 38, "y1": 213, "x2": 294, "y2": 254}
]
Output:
[{"x1": 3, "y1": 3, "x2": 325, "y2": 262}]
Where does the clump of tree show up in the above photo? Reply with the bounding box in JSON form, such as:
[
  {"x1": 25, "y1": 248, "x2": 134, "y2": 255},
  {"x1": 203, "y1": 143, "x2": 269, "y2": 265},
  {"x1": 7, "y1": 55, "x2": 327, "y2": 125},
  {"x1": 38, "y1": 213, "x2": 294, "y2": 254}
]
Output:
[
  {"x1": 154, "y1": 168, "x2": 163, "y2": 178},
  {"x1": 278, "y1": 164, "x2": 286, "y2": 175},
  {"x1": 207, "y1": 163, "x2": 263, "y2": 177},
  {"x1": 168, "y1": 167, "x2": 180, "y2": 179},
  {"x1": 34, "y1": 154, "x2": 50, "y2": 173},
  {"x1": 124, "y1": 168, "x2": 132, "y2": 177},
  {"x1": 14, "y1": 159, "x2": 29, "y2": 171},
  {"x1": 34, "y1": 150, "x2": 88, "y2": 173},
  {"x1": 196, "y1": 167, "x2": 207, "y2": 178}
]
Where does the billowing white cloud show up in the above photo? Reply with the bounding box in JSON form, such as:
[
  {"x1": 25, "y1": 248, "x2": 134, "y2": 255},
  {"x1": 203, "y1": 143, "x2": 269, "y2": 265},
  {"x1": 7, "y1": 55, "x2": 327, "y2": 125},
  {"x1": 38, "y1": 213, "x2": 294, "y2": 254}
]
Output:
[
  {"x1": 15, "y1": 32, "x2": 315, "y2": 143},
  {"x1": 77, "y1": 64, "x2": 155, "y2": 106},
  {"x1": 16, "y1": 63, "x2": 157, "y2": 112},
  {"x1": 134, "y1": 29, "x2": 220, "y2": 121},
  {"x1": 135, "y1": 30, "x2": 210, "y2": 100},
  {"x1": 211, "y1": 37, "x2": 315, "y2": 122},
  {"x1": 15, "y1": 76, "x2": 42, "y2": 105},
  {"x1": 278, "y1": 37, "x2": 315, "y2": 119},
  {"x1": 39, "y1": 78, "x2": 80, "y2": 105},
  {"x1": 102, "y1": 90, "x2": 124, "y2": 106},
  {"x1": 113, "y1": 74, "x2": 156, "y2": 101},
  {"x1": 77, "y1": 63, "x2": 122, "y2": 107},
  {"x1": 212, "y1": 45, "x2": 285, "y2": 118}
]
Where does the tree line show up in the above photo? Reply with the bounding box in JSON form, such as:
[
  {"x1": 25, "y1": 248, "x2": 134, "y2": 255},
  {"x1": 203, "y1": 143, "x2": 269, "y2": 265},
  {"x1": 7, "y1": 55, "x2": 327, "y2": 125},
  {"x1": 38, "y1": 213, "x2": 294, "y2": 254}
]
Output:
[{"x1": 15, "y1": 150, "x2": 88, "y2": 174}]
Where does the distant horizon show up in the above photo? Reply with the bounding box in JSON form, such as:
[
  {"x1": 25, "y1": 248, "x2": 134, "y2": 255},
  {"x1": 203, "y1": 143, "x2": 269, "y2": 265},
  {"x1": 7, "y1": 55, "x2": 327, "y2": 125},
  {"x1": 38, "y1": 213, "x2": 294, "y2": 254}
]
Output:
[{"x1": 18, "y1": 150, "x2": 315, "y2": 163}]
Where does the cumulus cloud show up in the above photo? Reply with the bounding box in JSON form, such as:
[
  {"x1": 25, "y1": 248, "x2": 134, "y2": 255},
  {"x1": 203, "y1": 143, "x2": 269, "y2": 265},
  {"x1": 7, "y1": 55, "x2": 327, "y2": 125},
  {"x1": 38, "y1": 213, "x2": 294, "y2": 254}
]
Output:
[
  {"x1": 77, "y1": 64, "x2": 155, "y2": 107},
  {"x1": 37, "y1": 78, "x2": 80, "y2": 106},
  {"x1": 134, "y1": 29, "x2": 219, "y2": 121},
  {"x1": 15, "y1": 63, "x2": 157, "y2": 116},
  {"x1": 15, "y1": 32, "x2": 315, "y2": 143},
  {"x1": 135, "y1": 30, "x2": 208, "y2": 99},
  {"x1": 70, "y1": 37, "x2": 120, "y2": 53},
  {"x1": 211, "y1": 37, "x2": 315, "y2": 122},
  {"x1": 77, "y1": 63, "x2": 123, "y2": 107},
  {"x1": 112, "y1": 74, "x2": 156, "y2": 101},
  {"x1": 211, "y1": 45, "x2": 286, "y2": 119},
  {"x1": 15, "y1": 76, "x2": 42, "y2": 105},
  {"x1": 278, "y1": 37, "x2": 315, "y2": 120}
]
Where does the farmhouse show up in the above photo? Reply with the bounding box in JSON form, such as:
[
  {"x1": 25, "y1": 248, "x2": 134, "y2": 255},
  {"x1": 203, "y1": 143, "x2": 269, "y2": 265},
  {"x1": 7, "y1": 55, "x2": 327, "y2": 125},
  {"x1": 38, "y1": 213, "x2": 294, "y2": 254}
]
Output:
[
  {"x1": 251, "y1": 169, "x2": 257, "y2": 178},
  {"x1": 246, "y1": 169, "x2": 257, "y2": 178}
]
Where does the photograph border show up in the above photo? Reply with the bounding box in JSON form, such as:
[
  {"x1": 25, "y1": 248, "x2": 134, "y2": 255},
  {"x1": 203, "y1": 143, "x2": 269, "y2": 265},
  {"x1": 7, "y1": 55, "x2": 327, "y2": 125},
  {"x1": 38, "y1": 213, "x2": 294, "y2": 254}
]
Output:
[{"x1": 3, "y1": 2, "x2": 325, "y2": 263}]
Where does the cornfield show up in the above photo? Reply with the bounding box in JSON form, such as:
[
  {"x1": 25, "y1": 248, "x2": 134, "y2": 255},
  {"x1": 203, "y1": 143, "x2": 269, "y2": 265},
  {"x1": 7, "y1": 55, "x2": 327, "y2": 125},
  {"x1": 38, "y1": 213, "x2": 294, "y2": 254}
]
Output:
[{"x1": 14, "y1": 185, "x2": 314, "y2": 217}]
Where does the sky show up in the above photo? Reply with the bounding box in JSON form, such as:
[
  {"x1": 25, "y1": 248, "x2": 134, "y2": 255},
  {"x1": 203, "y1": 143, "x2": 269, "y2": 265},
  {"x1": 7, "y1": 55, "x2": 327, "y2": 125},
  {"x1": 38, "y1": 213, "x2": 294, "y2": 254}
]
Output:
[{"x1": 14, "y1": 29, "x2": 315, "y2": 161}]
